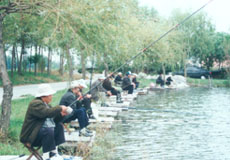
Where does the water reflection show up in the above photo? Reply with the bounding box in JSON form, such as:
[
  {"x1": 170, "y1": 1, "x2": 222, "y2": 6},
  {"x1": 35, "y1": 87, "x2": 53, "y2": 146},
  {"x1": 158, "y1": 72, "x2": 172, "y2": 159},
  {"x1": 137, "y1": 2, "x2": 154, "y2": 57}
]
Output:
[{"x1": 113, "y1": 87, "x2": 230, "y2": 160}]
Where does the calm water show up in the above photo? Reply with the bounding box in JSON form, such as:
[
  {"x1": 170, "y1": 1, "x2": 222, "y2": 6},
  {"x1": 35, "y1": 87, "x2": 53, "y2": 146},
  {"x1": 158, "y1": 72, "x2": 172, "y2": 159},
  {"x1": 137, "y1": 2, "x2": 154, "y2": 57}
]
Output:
[{"x1": 113, "y1": 87, "x2": 230, "y2": 160}]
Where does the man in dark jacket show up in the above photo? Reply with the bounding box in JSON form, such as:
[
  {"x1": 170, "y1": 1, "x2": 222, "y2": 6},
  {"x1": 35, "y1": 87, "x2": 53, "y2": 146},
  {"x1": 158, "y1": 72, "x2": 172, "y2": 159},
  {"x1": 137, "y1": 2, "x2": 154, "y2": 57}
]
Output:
[
  {"x1": 114, "y1": 72, "x2": 123, "y2": 85},
  {"x1": 76, "y1": 80, "x2": 95, "y2": 119},
  {"x1": 103, "y1": 76, "x2": 123, "y2": 103},
  {"x1": 122, "y1": 71, "x2": 135, "y2": 94},
  {"x1": 59, "y1": 81, "x2": 92, "y2": 137},
  {"x1": 156, "y1": 74, "x2": 164, "y2": 87},
  {"x1": 20, "y1": 84, "x2": 71, "y2": 160}
]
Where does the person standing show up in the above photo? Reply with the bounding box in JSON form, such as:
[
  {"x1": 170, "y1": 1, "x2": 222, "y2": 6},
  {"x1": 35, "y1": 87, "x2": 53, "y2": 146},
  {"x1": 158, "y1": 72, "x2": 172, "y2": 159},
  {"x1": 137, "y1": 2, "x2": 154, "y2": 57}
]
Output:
[{"x1": 20, "y1": 84, "x2": 72, "y2": 160}]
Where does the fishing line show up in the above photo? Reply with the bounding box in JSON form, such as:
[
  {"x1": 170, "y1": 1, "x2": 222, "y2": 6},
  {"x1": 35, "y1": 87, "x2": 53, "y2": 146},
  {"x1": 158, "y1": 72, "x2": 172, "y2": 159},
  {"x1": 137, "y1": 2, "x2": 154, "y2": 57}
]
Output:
[{"x1": 68, "y1": 0, "x2": 214, "y2": 107}]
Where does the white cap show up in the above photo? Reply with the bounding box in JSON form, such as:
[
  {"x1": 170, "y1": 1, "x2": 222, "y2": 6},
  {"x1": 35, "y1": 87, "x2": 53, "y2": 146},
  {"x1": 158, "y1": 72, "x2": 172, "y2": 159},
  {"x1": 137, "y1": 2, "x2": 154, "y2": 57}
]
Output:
[
  {"x1": 70, "y1": 81, "x2": 80, "y2": 89},
  {"x1": 78, "y1": 79, "x2": 87, "y2": 88},
  {"x1": 133, "y1": 73, "x2": 137, "y2": 77},
  {"x1": 36, "y1": 84, "x2": 56, "y2": 97}
]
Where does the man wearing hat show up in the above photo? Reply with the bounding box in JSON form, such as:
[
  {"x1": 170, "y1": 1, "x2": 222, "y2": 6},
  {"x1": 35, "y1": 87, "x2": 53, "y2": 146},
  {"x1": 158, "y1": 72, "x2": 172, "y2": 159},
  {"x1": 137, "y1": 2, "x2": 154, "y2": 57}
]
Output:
[
  {"x1": 20, "y1": 84, "x2": 72, "y2": 160},
  {"x1": 59, "y1": 81, "x2": 93, "y2": 137},
  {"x1": 122, "y1": 71, "x2": 135, "y2": 94},
  {"x1": 75, "y1": 79, "x2": 95, "y2": 119}
]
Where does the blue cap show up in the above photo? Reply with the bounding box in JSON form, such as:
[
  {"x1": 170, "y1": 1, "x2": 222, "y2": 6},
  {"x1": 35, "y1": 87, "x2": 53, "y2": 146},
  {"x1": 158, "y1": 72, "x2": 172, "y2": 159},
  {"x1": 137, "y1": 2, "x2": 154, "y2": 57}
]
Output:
[{"x1": 126, "y1": 71, "x2": 132, "y2": 75}]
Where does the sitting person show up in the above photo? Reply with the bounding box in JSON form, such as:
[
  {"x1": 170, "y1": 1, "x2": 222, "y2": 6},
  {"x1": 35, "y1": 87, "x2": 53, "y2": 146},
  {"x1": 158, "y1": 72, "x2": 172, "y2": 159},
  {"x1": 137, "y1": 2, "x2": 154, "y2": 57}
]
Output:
[
  {"x1": 20, "y1": 84, "x2": 72, "y2": 160},
  {"x1": 91, "y1": 76, "x2": 111, "y2": 101},
  {"x1": 132, "y1": 73, "x2": 139, "y2": 89},
  {"x1": 76, "y1": 79, "x2": 95, "y2": 119},
  {"x1": 166, "y1": 76, "x2": 173, "y2": 86},
  {"x1": 156, "y1": 73, "x2": 164, "y2": 87},
  {"x1": 59, "y1": 81, "x2": 93, "y2": 137},
  {"x1": 103, "y1": 75, "x2": 123, "y2": 103},
  {"x1": 114, "y1": 72, "x2": 123, "y2": 85},
  {"x1": 122, "y1": 71, "x2": 135, "y2": 94}
]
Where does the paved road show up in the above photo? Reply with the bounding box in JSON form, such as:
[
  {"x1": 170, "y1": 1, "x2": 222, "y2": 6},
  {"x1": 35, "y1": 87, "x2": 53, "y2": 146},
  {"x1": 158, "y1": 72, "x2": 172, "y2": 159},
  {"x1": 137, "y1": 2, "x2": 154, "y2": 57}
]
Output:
[
  {"x1": 0, "y1": 82, "x2": 68, "y2": 102},
  {"x1": 0, "y1": 73, "x2": 103, "y2": 102}
]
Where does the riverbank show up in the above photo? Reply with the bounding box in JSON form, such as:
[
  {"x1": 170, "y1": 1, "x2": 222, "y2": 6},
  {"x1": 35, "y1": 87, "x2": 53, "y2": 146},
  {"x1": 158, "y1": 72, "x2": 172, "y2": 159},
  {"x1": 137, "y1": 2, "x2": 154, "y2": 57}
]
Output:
[
  {"x1": 187, "y1": 78, "x2": 230, "y2": 87},
  {"x1": 0, "y1": 80, "x2": 149, "y2": 159}
]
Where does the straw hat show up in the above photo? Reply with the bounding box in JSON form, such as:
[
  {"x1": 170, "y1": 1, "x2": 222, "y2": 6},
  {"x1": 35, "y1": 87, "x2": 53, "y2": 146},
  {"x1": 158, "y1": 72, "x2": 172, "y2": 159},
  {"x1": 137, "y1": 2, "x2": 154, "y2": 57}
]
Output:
[{"x1": 35, "y1": 84, "x2": 56, "y2": 97}]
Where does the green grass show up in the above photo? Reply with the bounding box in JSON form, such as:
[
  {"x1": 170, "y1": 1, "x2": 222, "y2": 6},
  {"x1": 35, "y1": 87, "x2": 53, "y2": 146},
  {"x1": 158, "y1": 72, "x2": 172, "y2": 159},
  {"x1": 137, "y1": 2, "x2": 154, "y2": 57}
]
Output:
[
  {"x1": 0, "y1": 71, "x2": 69, "y2": 87},
  {"x1": 0, "y1": 89, "x2": 67, "y2": 155},
  {"x1": 139, "y1": 78, "x2": 155, "y2": 88},
  {"x1": 187, "y1": 78, "x2": 230, "y2": 87},
  {"x1": 139, "y1": 77, "x2": 230, "y2": 88}
]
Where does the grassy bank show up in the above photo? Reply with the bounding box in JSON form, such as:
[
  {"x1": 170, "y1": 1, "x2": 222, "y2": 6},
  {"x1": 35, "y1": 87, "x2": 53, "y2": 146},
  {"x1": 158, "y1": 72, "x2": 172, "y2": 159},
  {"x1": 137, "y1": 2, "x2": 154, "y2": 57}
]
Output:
[
  {"x1": 187, "y1": 78, "x2": 230, "y2": 88},
  {"x1": 139, "y1": 77, "x2": 230, "y2": 88},
  {"x1": 0, "y1": 71, "x2": 82, "y2": 86}
]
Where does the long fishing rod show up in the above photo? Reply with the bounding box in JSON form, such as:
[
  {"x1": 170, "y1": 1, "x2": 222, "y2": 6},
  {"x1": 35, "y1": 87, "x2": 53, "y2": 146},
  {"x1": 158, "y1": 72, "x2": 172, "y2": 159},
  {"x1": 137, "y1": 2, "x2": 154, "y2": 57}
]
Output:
[
  {"x1": 68, "y1": 0, "x2": 214, "y2": 108},
  {"x1": 89, "y1": 52, "x2": 95, "y2": 90}
]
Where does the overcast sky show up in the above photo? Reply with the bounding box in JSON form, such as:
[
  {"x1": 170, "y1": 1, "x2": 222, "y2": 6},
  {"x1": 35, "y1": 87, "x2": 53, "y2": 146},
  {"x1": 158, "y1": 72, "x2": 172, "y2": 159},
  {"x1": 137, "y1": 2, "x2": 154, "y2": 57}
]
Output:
[{"x1": 138, "y1": 0, "x2": 230, "y2": 33}]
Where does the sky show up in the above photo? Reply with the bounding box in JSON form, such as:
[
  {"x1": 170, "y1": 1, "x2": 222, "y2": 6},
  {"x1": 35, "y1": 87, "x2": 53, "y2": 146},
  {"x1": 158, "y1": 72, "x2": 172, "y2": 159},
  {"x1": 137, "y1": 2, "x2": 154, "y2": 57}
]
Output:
[{"x1": 138, "y1": 0, "x2": 230, "y2": 33}]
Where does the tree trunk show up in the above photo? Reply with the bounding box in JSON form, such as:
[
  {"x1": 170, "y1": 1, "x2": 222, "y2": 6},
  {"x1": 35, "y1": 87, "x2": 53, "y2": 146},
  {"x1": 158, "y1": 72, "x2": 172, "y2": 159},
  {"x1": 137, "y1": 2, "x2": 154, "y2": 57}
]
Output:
[
  {"x1": 103, "y1": 53, "x2": 109, "y2": 77},
  {"x1": 4, "y1": 44, "x2": 7, "y2": 69},
  {"x1": 162, "y1": 63, "x2": 166, "y2": 84},
  {"x1": 18, "y1": 36, "x2": 25, "y2": 75},
  {"x1": 0, "y1": 16, "x2": 13, "y2": 137},
  {"x1": 15, "y1": 46, "x2": 18, "y2": 72},
  {"x1": 47, "y1": 47, "x2": 51, "y2": 75},
  {"x1": 11, "y1": 45, "x2": 16, "y2": 78},
  {"x1": 183, "y1": 52, "x2": 187, "y2": 78},
  {"x1": 34, "y1": 45, "x2": 37, "y2": 76},
  {"x1": 29, "y1": 45, "x2": 32, "y2": 73},
  {"x1": 66, "y1": 45, "x2": 73, "y2": 81},
  {"x1": 59, "y1": 51, "x2": 64, "y2": 76},
  {"x1": 81, "y1": 50, "x2": 86, "y2": 79}
]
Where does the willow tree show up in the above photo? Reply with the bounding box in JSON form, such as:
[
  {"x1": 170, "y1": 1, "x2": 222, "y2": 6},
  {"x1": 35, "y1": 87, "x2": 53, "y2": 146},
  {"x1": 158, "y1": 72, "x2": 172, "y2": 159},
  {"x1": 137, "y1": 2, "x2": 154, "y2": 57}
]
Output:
[{"x1": 0, "y1": 0, "x2": 73, "y2": 137}]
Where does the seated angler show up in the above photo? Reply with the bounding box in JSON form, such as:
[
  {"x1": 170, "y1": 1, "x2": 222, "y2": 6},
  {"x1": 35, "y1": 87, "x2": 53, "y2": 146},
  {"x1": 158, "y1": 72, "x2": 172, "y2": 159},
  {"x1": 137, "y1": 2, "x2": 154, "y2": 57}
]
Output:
[
  {"x1": 166, "y1": 76, "x2": 173, "y2": 86},
  {"x1": 20, "y1": 84, "x2": 72, "y2": 160},
  {"x1": 59, "y1": 81, "x2": 93, "y2": 137},
  {"x1": 156, "y1": 73, "x2": 164, "y2": 87},
  {"x1": 122, "y1": 71, "x2": 135, "y2": 94},
  {"x1": 91, "y1": 76, "x2": 112, "y2": 107},
  {"x1": 76, "y1": 80, "x2": 95, "y2": 119},
  {"x1": 102, "y1": 75, "x2": 123, "y2": 103},
  {"x1": 132, "y1": 73, "x2": 139, "y2": 89},
  {"x1": 114, "y1": 72, "x2": 123, "y2": 85}
]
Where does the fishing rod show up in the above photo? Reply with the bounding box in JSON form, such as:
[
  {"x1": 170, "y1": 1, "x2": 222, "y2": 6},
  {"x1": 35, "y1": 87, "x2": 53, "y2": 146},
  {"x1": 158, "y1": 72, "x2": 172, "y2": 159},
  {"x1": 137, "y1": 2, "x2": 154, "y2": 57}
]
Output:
[
  {"x1": 68, "y1": 0, "x2": 214, "y2": 108},
  {"x1": 89, "y1": 52, "x2": 95, "y2": 90}
]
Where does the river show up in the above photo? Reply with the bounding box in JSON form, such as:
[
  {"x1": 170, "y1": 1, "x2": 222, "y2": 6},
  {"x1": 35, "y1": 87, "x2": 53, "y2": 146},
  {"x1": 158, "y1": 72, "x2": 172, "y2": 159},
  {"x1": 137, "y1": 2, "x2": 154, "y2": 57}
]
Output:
[{"x1": 112, "y1": 87, "x2": 230, "y2": 160}]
